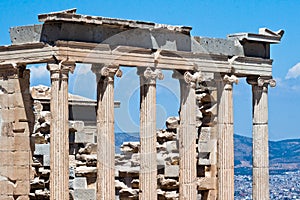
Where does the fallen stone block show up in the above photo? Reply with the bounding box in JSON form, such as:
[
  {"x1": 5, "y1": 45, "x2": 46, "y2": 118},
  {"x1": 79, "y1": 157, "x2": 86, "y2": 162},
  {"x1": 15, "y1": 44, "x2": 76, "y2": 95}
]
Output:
[
  {"x1": 43, "y1": 155, "x2": 50, "y2": 167},
  {"x1": 120, "y1": 142, "x2": 139, "y2": 153},
  {"x1": 157, "y1": 153, "x2": 166, "y2": 166},
  {"x1": 32, "y1": 133, "x2": 47, "y2": 144},
  {"x1": 165, "y1": 153, "x2": 179, "y2": 165},
  {"x1": 165, "y1": 165, "x2": 179, "y2": 178},
  {"x1": 130, "y1": 153, "x2": 139, "y2": 167},
  {"x1": 86, "y1": 157, "x2": 97, "y2": 168},
  {"x1": 199, "y1": 158, "x2": 210, "y2": 165},
  {"x1": 76, "y1": 154, "x2": 97, "y2": 162},
  {"x1": 30, "y1": 178, "x2": 45, "y2": 190},
  {"x1": 119, "y1": 188, "x2": 138, "y2": 199},
  {"x1": 198, "y1": 140, "x2": 217, "y2": 153},
  {"x1": 74, "y1": 189, "x2": 96, "y2": 200},
  {"x1": 119, "y1": 167, "x2": 140, "y2": 178},
  {"x1": 158, "y1": 176, "x2": 179, "y2": 190},
  {"x1": 78, "y1": 143, "x2": 97, "y2": 154},
  {"x1": 115, "y1": 154, "x2": 131, "y2": 166},
  {"x1": 73, "y1": 177, "x2": 87, "y2": 189},
  {"x1": 165, "y1": 191, "x2": 179, "y2": 199},
  {"x1": 157, "y1": 189, "x2": 166, "y2": 199},
  {"x1": 198, "y1": 127, "x2": 211, "y2": 141},
  {"x1": 35, "y1": 189, "x2": 50, "y2": 200},
  {"x1": 157, "y1": 143, "x2": 166, "y2": 153},
  {"x1": 75, "y1": 132, "x2": 94, "y2": 143},
  {"x1": 69, "y1": 121, "x2": 84, "y2": 132},
  {"x1": 131, "y1": 179, "x2": 139, "y2": 189},
  {"x1": 157, "y1": 131, "x2": 176, "y2": 143},
  {"x1": 38, "y1": 168, "x2": 50, "y2": 179},
  {"x1": 165, "y1": 141, "x2": 178, "y2": 153},
  {"x1": 75, "y1": 166, "x2": 97, "y2": 177},
  {"x1": 34, "y1": 144, "x2": 50, "y2": 156},
  {"x1": 165, "y1": 116, "x2": 179, "y2": 130},
  {"x1": 115, "y1": 179, "x2": 128, "y2": 190},
  {"x1": 197, "y1": 177, "x2": 217, "y2": 190},
  {"x1": 28, "y1": 193, "x2": 35, "y2": 200}
]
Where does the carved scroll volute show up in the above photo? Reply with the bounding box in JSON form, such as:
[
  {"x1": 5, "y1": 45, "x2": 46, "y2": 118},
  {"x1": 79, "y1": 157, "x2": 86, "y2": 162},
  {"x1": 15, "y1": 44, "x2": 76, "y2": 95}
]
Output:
[
  {"x1": 257, "y1": 77, "x2": 276, "y2": 87},
  {"x1": 223, "y1": 74, "x2": 239, "y2": 89},
  {"x1": 138, "y1": 67, "x2": 164, "y2": 84},
  {"x1": 183, "y1": 71, "x2": 202, "y2": 88},
  {"x1": 223, "y1": 74, "x2": 239, "y2": 84},
  {"x1": 247, "y1": 76, "x2": 276, "y2": 90},
  {"x1": 91, "y1": 64, "x2": 122, "y2": 82},
  {"x1": 47, "y1": 61, "x2": 76, "y2": 81},
  {"x1": 172, "y1": 70, "x2": 202, "y2": 88}
]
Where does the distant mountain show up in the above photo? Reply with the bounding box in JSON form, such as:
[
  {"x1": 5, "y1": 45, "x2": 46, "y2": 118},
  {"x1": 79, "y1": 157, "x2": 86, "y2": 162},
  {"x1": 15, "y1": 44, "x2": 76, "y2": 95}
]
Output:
[
  {"x1": 234, "y1": 134, "x2": 253, "y2": 167},
  {"x1": 234, "y1": 134, "x2": 300, "y2": 171}
]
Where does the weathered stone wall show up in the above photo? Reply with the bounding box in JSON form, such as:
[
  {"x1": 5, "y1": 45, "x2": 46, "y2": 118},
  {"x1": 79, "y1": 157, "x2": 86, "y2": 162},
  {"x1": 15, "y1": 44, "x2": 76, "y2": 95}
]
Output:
[
  {"x1": 196, "y1": 76, "x2": 218, "y2": 199},
  {"x1": 0, "y1": 68, "x2": 34, "y2": 200}
]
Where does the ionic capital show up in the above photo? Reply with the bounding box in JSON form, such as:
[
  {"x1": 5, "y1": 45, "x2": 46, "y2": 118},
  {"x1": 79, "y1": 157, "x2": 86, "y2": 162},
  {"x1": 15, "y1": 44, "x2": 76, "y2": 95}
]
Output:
[
  {"x1": 172, "y1": 70, "x2": 202, "y2": 88},
  {"x1": 257, "y1": 77, "x2": 276, "y2": 87},
  {"x1": 223, "y1": 74, "x2": 239, "y2": 85},
  {"x1": 102, "y1": 67, "x2": 122, "y2": 77},
  {"x1": 184, "y1": 71, "x2": 202, "y2": 88},
  {"x1": 91, "y1": 64, "x2": 122, "y2": 81},
  {"x1": 246, "y1": 76, "x2": 276, "y2": 87},
  {"x1": 137, "y1": 67, "x2": 164, "y2": 84},
  {"x1": 47, "y1": 61, "x2": 75, "y2": 81}
]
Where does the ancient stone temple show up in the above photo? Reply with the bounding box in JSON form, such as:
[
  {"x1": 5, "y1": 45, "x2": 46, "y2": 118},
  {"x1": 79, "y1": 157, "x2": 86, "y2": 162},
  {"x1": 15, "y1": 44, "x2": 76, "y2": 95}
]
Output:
[{"x1": 0, "y1": 9, "x2": 283, "y2": 200}]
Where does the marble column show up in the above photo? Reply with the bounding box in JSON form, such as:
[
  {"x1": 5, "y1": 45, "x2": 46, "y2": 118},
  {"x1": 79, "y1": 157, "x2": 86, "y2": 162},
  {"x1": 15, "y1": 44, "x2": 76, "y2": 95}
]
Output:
[
  {"x1": 217, "y1": 74, "x2": 238, "y2": 200},
  {"x1": 247, "y1": 76, "x2": 276, "y2": 200},
  {"x1": 92, "y1": 65, "x2": 121, "y2": 200},
  {"x1": 48, "y1": 62, "x2": 75, "y2": 200},
  {"x1": 138, "y1": 67, "x2": 163, "y2": 200},
  {"x1": 175, "y1": 71, "x2": 202, "y2": 200}
]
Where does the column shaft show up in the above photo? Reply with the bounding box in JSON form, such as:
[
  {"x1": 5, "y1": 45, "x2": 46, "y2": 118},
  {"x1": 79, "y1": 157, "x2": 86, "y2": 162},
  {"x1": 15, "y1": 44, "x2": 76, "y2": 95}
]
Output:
[
  {"x1": 252, "y1": 84, "x2": 269, "y2": 200},
  {"x1": 217, "y1": 75, "x2": 237, "y2": 200},
  {"x1": 138, "y1": 67, "x2": 163, "y2": 200},
  {"x1": 179, "y1": 78, "x2": 197, "y2": 200},
  {"x1": 139, "y1": 76, "x2": 157, "y2": 199},
  {"x1": 48, "y1": 64, "x2": 70, "y2": 200},
  {"x1": 96, "y1": 71, "x2": 115, "y2": 200}
]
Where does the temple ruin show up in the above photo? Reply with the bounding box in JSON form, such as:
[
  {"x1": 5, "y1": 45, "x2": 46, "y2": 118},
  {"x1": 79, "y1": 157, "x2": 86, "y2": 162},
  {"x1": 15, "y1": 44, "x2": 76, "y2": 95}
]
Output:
[{"x1": 0, "y1": 9, "x2": 283, "y2": 200}]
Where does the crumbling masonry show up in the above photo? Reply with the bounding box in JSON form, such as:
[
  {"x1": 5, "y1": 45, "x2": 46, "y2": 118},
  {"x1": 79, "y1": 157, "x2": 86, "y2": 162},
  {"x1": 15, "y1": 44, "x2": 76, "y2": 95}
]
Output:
[{"x1": 0, "y1": 9, "x2": 283, "y2": 200}]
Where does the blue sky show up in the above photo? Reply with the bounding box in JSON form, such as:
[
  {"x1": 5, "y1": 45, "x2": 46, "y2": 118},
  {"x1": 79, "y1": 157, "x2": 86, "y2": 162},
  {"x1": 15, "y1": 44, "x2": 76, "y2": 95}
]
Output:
[{"x1": 0, "y1": 0, "x2": 299, "y2": 140}]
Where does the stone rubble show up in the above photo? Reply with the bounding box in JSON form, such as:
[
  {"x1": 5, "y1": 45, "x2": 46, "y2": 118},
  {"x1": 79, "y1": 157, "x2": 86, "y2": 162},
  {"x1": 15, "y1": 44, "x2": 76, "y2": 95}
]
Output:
[{"x1": 26, "y1": 81, "x2": 220, "y2": 199}]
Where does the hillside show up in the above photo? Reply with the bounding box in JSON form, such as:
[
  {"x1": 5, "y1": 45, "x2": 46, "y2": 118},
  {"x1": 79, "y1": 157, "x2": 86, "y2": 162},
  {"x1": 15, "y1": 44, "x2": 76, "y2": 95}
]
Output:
[{"x1": 234, "y1": 134, "x2": 300, "y2": 171}]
